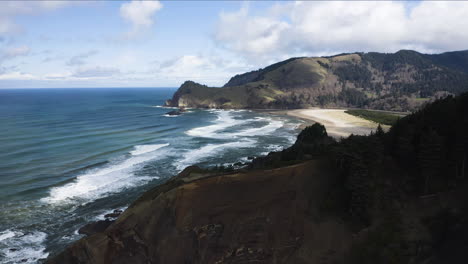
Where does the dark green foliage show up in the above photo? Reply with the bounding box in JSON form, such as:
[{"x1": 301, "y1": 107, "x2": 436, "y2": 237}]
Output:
[
  {"x1": 295, "y1": 123, "x2": 328, "y2": 144},
  {"x1": 331, "y1": 134, "x2": 385, "y2": 227},
  {"x1": 250, "y1": 123, "x2": 335, "y2": 169},
  {"x1": 252, "y1": 92, "x2": 468, "y2": 263},
  {"x1": 361, "y1": 50, "x2": 468, "y2": 97},
  {"x1": 421, "y1": 207, "x2": 468, "y2": 263},
  {"x1": 334, "y1": 63, "x2": 372, "y2": 85},
  {"x1": 349, "y1": 210, "x2": 408, "y2": 264},
  {"x1": 387, "y1": 93, "x2": 468, "y2": 195},
  {"x1": 363, "y1": 50, "x2": 433, "y2": 71},
  {"x1": 338, "y1": 89, "x2": 368, "y2": 107},
  {"x1": 317, "y1": 61, "x2": 330, "y2": 69},
  {"x1": 375, "y1": 124, "x2": 385, "y2": 137},
  {"x1": 316, "y1": 94, "x2": 335, "y2": 106},
  {"x1": 345, "y1": 109, "x2": 401, "y2": 125},
  {"x1": 429, "y1": 50, "x2": 468, "y2": 74}
]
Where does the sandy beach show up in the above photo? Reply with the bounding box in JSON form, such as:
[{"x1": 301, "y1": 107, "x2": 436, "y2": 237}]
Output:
[{"x1": 274, "y1": 108, "x2": 385, "y2": 138}]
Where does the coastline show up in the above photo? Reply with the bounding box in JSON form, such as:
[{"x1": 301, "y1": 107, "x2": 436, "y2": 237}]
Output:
[{"x1": 265, "y1": 108, "x2": 386, "y2": 138}]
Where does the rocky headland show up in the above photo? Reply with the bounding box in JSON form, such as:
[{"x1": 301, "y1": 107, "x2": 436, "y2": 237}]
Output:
[{"x1": 165, "y1": 50, "x2": 468, "y2": 112}]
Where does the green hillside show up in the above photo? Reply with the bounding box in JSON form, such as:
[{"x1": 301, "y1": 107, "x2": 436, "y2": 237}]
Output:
[{"x1": 165, "y1": 50, "x2": 468, "y2": 111}]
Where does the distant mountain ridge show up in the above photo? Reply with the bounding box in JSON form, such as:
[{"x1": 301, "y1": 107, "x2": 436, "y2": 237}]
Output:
[{"x1": 165, "y1": 50, "x2": 468, "y2": 111}]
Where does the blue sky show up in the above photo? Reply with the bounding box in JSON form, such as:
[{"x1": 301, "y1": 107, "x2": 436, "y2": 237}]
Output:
[{"x1": 1, "y1": 1, "x2": 468, "y2": 88}]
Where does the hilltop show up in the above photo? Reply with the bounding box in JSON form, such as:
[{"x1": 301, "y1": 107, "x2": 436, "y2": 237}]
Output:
[{"x1": 165, "y1": 50, "x2": 468, "y2": 111}]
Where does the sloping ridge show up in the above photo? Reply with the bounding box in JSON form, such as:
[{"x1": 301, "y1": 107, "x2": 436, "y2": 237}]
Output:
[
  {"x1": 223, "y1": 57, "x2": 304, "y2": 87},
  {"x1": 165, "y1": 50, "x2": 468, "y2": 111}
]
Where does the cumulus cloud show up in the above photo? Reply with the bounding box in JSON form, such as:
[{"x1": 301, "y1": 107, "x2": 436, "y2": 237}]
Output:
[
  {"x1": 155, "y1": 54, "x2": 247, "y2": 86},
  {"x1": 215, "y1": 1, "x2": 468, "y2": 60},
  {"x1": 120, "y1": 0, "x2": 163, "y2": 32},
  {"x1": 66, "y1": 50, "x2": 99, "y2": 66},
  {"x1": 216, "y1": 6, "x2": 290, "y2": 56}
]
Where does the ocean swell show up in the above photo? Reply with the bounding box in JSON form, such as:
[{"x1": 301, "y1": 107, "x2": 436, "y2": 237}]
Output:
[
  {"x1": 186, "y1": 111, "x2": 283, "y2": 140},
  {"x1": 176, "y1": 139, "x2": 256, "y2": 171},
  {"x1": 41, "y1": 144, "x2": 170, "y2": 204}
]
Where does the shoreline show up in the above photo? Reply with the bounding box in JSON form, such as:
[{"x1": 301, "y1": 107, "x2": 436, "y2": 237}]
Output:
[{"x1": 265, "y1": 108, "x2": 386, "y2": 138}]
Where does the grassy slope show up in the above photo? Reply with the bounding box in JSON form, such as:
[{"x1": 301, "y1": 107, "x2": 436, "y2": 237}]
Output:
[
  {"x1": 171, "y1": 50, "x2": 468, "y2": 111},
  {"x1": 345, "y1": 109, "x2": 402, "y2": 125},
  {"x1": 175, "y1": 57, "x2": 333, "y2": 108}
]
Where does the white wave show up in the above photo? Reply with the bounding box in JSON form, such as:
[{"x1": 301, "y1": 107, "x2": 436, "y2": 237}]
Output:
[
  {"x1": 130, "y1": 143, "x2": 169, "y2": 156},
  {"x1": 0, "y1": 229, "x2": 49, "y2": 264},
  {"x1": 176, "y1": 139, "x2": 256, "y2": 171},
  {"x1": 0, "y1": 230, "x2": 16, "y2": 242},
  {"x1": 42, "y1": 148, "x2": 169, "y2": 204},
  {"x1": 261, "y1": 145, "x2": 284, "y2": 156},
  {"x1": 186, "y1": 110, "x2": 251, "y2": 138},
  {"x1": 228, "y1": 118, "x2": 283, "y2": 138},
  {"x1": 163, "y1": 114, "x2": 179, "y2": 117},
  {"x1": 186, "y1": 111, "x2": 283, "y2": 140},
  {"x1": 152, "y1": 105, "x2": 178, "y2": 109}
]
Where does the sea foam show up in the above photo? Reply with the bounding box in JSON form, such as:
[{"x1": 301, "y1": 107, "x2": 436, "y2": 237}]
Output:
[
  {"x1": 0, "y1": 229, "x2": 49, "y2": 264},
  {"x1": 42, "y1": 144, "x2": 170, "y2": 204},
  {"x1": 186, "y1": 111, "x2": 283, "y2": 139},
  {"x1": 130, "y1": 143, "x2": 169, "y2": 156},
  {"x1": 186, "y1": 110, "x2": 251, "y2": 138},
  {"x1": 176, "y1": 139, "x2": 256, "y2": 171}
]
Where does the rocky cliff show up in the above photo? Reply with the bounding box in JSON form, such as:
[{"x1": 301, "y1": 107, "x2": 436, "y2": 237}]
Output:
[
  {"x1": 48, "y1": 160, "x2": 356, "y2": 264},
  {"x1": 165, "y1": 50, "x2": 468, "y2": 111}
]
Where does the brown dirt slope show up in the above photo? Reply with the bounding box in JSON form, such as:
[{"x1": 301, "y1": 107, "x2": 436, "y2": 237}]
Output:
[{"x1": 46, "y1": 160, "x2": 355, "y2": 264}]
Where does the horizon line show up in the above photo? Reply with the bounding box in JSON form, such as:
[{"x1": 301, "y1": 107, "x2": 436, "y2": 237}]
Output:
[{"x1": 0, "y1": 87, "x2": 179, "y2": 89}]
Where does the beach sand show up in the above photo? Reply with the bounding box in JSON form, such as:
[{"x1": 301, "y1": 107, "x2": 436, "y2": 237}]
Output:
[{"x1": 272, "y1": 108, "x2": 385, "y2": 138}]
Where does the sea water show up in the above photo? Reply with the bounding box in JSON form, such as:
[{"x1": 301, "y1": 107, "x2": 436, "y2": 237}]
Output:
[{"x1": 0, "y1": 88, "x2": 301, "y2": 263}]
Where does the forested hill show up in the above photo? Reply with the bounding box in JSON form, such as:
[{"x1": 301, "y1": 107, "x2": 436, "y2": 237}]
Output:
[{"x1": 165, "y1": 50, "x2": 468, "y2": 111}]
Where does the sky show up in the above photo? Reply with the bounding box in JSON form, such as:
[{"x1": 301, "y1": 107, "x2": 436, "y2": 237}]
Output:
[{"x1": 1, "y1": 0, "x2": 468, "y2": 88}]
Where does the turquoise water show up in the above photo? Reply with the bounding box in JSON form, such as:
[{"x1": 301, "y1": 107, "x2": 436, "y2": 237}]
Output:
[{"x1": 0, "y1": 88, "x2": 301, "y2": 263}]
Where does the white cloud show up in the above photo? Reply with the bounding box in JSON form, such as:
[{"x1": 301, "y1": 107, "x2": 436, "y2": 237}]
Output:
[
  {"x1": 0, "y1": 71, "x2": 35, "y2": 80},
  {"x1": 0, "y1": 45, "x2": 30, "y2": 62},
  {"x1": 44, "y1": 72, "x2": 72, "y2": 80},
  {"x1": 120, "y1": 0, "x2": 163, "y2": 30},
  {"x1": 72, "y1": 66, "x2": 120, "y2": 78},
  {"x1": 155, "y1": 54, "x2": 248, "y2": 86},
  {"x1": 216, "y1": 6, "x2": 290, "y2": 56},
  {"x1": 0, "y1": 66, "x2": 120, "y2": 82},
  {"x1": 66, "y1": 50, "x2": 99, "y2": 66},
  {"x1": 215, "y1": 1, "x2": 468, "y2": 61},
  {"x1": 0, "y1": 1, "x2": 72, "y2": 35},
  {"x1": 3, "y1": 45, "x2": 30, "y2": 58}
]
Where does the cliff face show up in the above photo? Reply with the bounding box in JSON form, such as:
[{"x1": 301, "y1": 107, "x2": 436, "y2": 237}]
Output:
[
  {"x1": 47, "y1": 160, "x2": 356, "y2": 264},
  {"x1": 165, "y1": 50, "x2": 468, "y2": 111}
]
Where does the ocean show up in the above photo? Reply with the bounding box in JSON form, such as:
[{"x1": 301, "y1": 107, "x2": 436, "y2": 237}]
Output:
[{"x1": 0, "y1": 88, "x2": 301, "y2": 263}]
